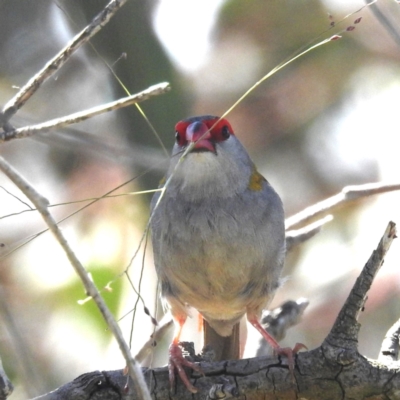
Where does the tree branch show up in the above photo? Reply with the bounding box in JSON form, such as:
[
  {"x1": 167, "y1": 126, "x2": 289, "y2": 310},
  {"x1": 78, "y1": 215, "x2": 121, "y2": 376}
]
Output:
[
  {"x1": 0, "y1": 0, "x2": 127, "y2": 126},
  {"x1": 0, "y1": 83, "x2": 170, "y2": 142},
  {"x1": 324, "y1": 221, "x2": 396, "y2": 349},
  {"x1": 285, "y1": 215, "x2": 333, "y2": 251},
  {"x1": 365, "y1": 0, "x2": 400, "y2": 48},
  {"x1": 134, "y1": 319, "x2": 173, "y2": 363},
  {"x1": 0, "y1": 157, "x2": 151, "y2": 400},
  {"x1": 286, "y1": 182, "x2": 400, "y2": 230}
]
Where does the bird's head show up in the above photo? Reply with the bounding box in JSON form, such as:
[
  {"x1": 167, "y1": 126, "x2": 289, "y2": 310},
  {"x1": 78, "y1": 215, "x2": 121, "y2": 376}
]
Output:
[
  {"x1": 174, "y1": 115, "x2": 233, "y2": 155},
  {"x1": 166, "y1": 115, "x2": 255, "y2": 200}
]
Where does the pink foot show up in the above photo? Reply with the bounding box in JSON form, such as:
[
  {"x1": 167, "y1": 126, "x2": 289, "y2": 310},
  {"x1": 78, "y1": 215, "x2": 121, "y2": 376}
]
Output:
[
  {"x1": 275, "y1": 343, "x2": 307, "y2": 381},
  {"x1": 248, "y1": 317, "x2": 307, "y2": 381},
  {"x1": 169, "y1": 342, "x2": 203, "y2": 393}
]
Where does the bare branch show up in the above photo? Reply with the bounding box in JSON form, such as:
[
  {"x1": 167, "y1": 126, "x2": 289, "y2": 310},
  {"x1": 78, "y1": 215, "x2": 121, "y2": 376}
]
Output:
[
  {"x1": 0, "y1": 0, "x2": 127, "y2": 124},
  {"x1": 286, "y1": 182, "x2": 400, "y2": 230},
  {"x1": 324, "y1": 221, "x2": 396, "y2": 350},
  {"x1": 285, "y1": 215, "x2": 332, "y2": 251},
  {"x1": 379, "y1": 318, "x2": 400, "y2": 363},
  {"x1": 134, "y1": 318, "x2": 174, "y2": 363},
  {"x1": 365, "y1": 0, "x2": 400, "y2": 48},
  {"x1": 0, "y1": 83, "x2": 170, "y2": 142},
  {"x1": 0, "y1": 157, "x2": 151, "y2": 400}
]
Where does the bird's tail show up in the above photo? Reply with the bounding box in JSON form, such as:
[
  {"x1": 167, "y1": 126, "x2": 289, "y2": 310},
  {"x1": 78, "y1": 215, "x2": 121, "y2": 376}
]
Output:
[{"x1": 203, "y1": 320, "x2": 242, "y2": 361}]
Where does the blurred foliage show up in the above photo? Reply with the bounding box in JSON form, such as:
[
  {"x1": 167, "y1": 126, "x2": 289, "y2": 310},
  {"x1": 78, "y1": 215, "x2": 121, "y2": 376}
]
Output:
[
  {"x1": 77, "y1": 0, "x2": 189, "y2": 151},
  {"x1": 56, "y1": 261, "x2": 125, "y2": 339},
  {"x1": 1, "y1": 0, "x2": 400, "y2": 398}
]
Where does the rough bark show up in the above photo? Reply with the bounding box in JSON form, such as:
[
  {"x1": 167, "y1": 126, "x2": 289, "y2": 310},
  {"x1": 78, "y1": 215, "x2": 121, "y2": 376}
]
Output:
[{"x1": 30, "y1": 350, "x2": 400, "y2": 400}]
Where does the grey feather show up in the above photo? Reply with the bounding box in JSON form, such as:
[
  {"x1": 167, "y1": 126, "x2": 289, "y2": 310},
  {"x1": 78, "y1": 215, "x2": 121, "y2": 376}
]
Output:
[{"x1": 151, "y1": 122, "x2": 285, "y2": 349}]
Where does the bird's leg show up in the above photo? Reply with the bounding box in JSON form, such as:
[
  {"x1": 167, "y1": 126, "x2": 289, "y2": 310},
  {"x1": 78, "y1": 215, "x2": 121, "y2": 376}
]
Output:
[
  {"x1": 169, "y1": 316, "x2": 203, "y2": 393},
  {"x1": 248, "y1": 316, "x2": 306, "y2": 379}
]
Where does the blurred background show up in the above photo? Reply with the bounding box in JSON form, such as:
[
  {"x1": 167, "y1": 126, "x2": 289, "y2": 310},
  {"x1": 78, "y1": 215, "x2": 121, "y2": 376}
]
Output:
[{"x1": 1, "y1": 0, "x2": 400, "y2": 398}]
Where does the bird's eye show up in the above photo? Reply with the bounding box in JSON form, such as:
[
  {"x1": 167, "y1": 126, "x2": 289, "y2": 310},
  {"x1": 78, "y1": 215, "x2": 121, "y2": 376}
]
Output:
[
  {"x1": 221, "y1": 125, "x2": 231, "y2": 140},
  {"x1": 175, "y1": 130, "x2": 187, "y2": 147}
]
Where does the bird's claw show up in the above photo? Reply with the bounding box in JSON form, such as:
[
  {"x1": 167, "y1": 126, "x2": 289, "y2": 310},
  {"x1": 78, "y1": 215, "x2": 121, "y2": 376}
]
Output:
[
  {"x1": 275, "y1": 342, "x2": 307, "y2": 382},
  {"x1": 169, "y1": 342, "x2": 204, "y2": 393}
]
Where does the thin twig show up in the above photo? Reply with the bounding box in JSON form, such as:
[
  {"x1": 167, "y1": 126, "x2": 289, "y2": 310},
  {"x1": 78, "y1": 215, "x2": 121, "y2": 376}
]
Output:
[
  {"x1": 378, "y1": 318, "x2": 400, "y2": 363},
  {"x1": 0, "y1": 157, "x2": 151, "y2": 400},
  {"x1": 285, "y1": 215, "x2": 333, "y2": 251},
  {"x1": 0, "y1": 0, "x2": 128, "y2": 125},
  {"x1": 365, "y1": 0, "x2": 400, "y2": 48},
  {"x1": 0, "y1": 167, "x2": 161, "y2": 260},
  {"x1": 134, "y1": 318, "x2": 174, "y2": 363},
  {"x1": 0, "y1": 83, "x2": 170, "y2": 142},
  {"x1": 286, "y1": 182, "x2": 400, "y2": 230}
]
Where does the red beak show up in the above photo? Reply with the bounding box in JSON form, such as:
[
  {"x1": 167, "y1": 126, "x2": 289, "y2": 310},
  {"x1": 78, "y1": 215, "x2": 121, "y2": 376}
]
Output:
[{"x1": 186, "y1": 121, "x2": 216, "y2": 153}]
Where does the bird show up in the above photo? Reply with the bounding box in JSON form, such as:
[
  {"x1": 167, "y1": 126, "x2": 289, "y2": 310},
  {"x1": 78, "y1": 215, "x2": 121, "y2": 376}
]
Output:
[{"x1": 150, "y1": 115, "x2": 303, "y2": 393}]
